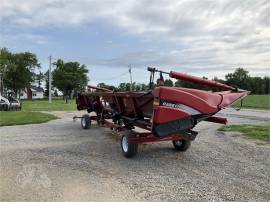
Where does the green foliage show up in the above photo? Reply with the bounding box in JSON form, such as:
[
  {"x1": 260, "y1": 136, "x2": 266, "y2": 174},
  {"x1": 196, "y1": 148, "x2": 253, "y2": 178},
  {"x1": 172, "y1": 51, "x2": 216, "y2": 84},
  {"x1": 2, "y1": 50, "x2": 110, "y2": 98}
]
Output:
[
  {"x1": 98, "y1": 82, "x2": 148, "y2": 92},
  {"x1": 0, "y1": 48, "x2": 10, "y2": 94},
  {"x1": 125, "y1": 83, "x2": 131, "y2": 91},
  {"x1": 219, "y1": 125, "x2": 270, "y2": 142},
  {"x1": 35, "y1": 71, "x2": 44, "y2": 87},
  {"x1": 174, "y1": 76, "x2": 210, "y2": 90},
  {"x1": 52, "y1": 59, "x2": 88, "y2": 98},
  {"x1": 54, "y1": 90, "x2": 58, "y2": 97},
  {"x1": 118, "y1": 83, "x2": 126, "y2": 91},
  {"x1": 97, "y1": 83, "x2": 117, "y2": 91},
  {"x1": 0, "y1": 48, "x2": 9, "y2": 72},
  {"x1": 225, "y1": 68, "x2": 269, "y2": 94},
  {"x1": 0, "y1": 111, "x2": 58, "y2": 126},
  {"x1": 44, "y1": 70, "x2": 50, "y2": 97},
  {"x1": 0, "y1": 48, "x2": 40, "y2": 96},
  {"x1": 225, "y1": 68, "x2": 249, "y2": 89},
  {"x1": 164, "y1": 79, "x2": 173, "y2": 86},
  {"x1": 173, "y1": 68, "x2": 269, "y2": 94}
]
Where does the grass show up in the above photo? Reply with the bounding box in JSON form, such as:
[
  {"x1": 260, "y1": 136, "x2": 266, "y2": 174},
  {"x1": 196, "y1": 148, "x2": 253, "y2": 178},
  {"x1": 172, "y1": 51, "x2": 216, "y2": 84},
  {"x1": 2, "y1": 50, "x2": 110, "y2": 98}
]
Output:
[
  {"x1": 0, "y1": 99, "x2": 75, "y2": 126},
  {"x1": 22, "y1": 99, "x2": 76, "y2": 111},
  {"x1": 234, "y1": 94, "x2": 270, "y2": 110},
  {"x1": 219, "y1": 125, "x2": 270, "y2": 142},
  {"x1": 0, "y1": 111, "x2": 58, "y2": 126}
]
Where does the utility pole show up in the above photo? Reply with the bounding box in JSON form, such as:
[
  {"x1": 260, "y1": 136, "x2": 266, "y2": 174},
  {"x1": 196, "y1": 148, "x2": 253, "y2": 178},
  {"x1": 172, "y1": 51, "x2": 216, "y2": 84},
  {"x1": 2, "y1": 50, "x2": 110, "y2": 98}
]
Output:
[
  {"x1": 128, "y1": 64, "x2": 133, "y2": 91},
  {"x1": 0, "y1": 64, "x2": 7, "y2": 96},
  {"x1": 0, "y1": 72, "x2": 2, "y2": 96},
  {"x1": 49, "y1": 56, "x2": 52, "y2": 103}
]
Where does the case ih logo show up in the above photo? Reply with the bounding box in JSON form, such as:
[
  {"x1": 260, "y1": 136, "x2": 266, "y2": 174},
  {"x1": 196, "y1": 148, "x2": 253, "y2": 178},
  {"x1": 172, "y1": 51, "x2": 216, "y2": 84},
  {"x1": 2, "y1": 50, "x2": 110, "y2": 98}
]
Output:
[
  {"x1": 160, "y1": 101, "x2": 183, "y2": 109},
  {"x1": 160, "y1": 100, "x2": 200, "y2": 115}
]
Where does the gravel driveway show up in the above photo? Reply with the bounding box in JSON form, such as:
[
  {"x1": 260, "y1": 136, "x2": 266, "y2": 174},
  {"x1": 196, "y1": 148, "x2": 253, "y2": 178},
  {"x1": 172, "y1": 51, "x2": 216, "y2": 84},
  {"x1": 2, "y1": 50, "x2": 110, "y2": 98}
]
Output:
[{"x1": 0, "y1": 109, "x2": 269, "y2": 202}]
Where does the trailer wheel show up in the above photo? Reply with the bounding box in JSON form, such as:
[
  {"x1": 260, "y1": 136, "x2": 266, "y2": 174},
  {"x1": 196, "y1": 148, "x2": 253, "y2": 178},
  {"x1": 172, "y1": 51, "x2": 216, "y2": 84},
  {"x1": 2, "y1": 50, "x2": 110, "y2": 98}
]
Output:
[
  {"x1": 4, "y1": 105, "x2": 9, "y2": 111},
  {"x1": 172, "y1": 140, "x2": 191, "y2": 151},
  {"x1": 121, "y1": 130, "x2": 138, "y2": 158},
  {"x1": 81, "y1": 114, "x2": 91, "y2": 129}
]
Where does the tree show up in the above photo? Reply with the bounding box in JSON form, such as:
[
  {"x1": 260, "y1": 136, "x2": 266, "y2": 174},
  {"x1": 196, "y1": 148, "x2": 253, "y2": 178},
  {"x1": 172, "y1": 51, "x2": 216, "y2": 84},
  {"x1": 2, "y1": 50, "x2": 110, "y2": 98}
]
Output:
[
  {"x1": 35, "y1": 71, "x2": 44, "y2": 87},
  {"x1": 213, "y1": 76, "x2": 225, "y2": 84},
  {"x1": 118, "y1": 83, "x2": 126, "y2": 91},
  {"x1": 44, "y1": 71, "x2": 49, "y2": 97},
  {"x1": 174, "y1": 77, "x2": 209, "y2": 90},
  {"x1": 264, "y1": 77, "x2": 270, "y2": 94},
  {"x1": 1, "y1": 48, "x2": 40, "y2": 97},
  {"x1": 54, "y1": 89, "x2": 58, "y2": 97},
  {"x1": 248, "y1": 77, "x2": 264, "y2": 94},
  {"x1": 174, "y1": 80, "x2": 181, "y2": 87},
  {"x1": 0, "y1": 48, "x2": 10, "y2": 95},
  {"x1": 97, "y1": 83, "x2": 117, "y2": 91},
  {"x1": 52, "y1": 59, "x2": 88, "y2": 100},
  {"x1": 135, "y1": 83, "x2": 142, "y2": 91},
  {"x1": 125, "y1": 83, "x2": 131, "y2": 91},
  {"x1": 225, "y1": 68, "x2": 249, "y2": 90},
  {"x1": 164, "y1": 79, "x2": 174, "y2": 87},
  {"x1": 141, "y1": 83, "x2": 147, "y2": 91}
]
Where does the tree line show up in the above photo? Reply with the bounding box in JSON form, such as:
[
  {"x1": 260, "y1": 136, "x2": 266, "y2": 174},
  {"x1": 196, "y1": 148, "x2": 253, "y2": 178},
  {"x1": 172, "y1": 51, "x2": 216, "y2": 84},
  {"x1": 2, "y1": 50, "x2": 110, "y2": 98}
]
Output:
[
  {"x1": 98, "y1": 68, "x2": 269, "y2": 94},
  {"x1": 0, "y1": 48, "x2": 269, "y2": 100},
  {"x1": 0, "y1": 48, "x2": 88, "y2": 99}
]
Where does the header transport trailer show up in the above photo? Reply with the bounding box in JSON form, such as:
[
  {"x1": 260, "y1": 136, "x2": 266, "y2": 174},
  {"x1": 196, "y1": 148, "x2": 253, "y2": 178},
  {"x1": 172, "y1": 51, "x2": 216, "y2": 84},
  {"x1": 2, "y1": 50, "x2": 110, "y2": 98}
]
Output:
[{"x1": 76, "y1": 67, "x2": 249, "y2": 158}]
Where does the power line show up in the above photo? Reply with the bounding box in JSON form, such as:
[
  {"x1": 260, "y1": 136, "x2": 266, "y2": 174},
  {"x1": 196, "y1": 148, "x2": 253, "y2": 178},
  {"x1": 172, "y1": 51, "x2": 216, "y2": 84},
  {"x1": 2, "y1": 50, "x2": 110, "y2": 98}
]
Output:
[{"x1": 91, "y1": 71, "x2": 129, "y2": 81}]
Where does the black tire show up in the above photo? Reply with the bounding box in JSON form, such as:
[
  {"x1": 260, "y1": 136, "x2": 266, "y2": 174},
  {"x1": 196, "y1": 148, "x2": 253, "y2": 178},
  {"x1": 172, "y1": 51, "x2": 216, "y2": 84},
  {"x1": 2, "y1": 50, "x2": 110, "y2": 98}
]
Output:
[
  {"x1": 81, "y1": 114, "x2": 91, "y2": 129},
  {"x1": 4, "y1": 105, "x2": 8, "y2": 111},
  {"x1": 121, "y1": 130, "x2": 138, "y2": 158},
  {"x1": 172, "y1": 139, "x2": 191, "y2": 151}
]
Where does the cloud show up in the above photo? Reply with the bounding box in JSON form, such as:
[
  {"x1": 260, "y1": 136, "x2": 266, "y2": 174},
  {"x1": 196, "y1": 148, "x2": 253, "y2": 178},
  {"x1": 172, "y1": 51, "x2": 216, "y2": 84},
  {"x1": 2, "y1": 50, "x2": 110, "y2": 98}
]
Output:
[{"x1": 0, "y1": 0, "x2": 269, "y2": 79}]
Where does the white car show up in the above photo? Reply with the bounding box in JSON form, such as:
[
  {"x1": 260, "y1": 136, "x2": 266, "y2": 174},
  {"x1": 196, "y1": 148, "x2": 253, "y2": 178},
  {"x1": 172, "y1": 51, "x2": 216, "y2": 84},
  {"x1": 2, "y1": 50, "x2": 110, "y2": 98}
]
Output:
[
  {"x1": 0, "y1": 95, "x2": 10, "y2": 111},
  {"x1": 0, "y1": 95, "x2": 21, "y2": 111},
  {"x1": 8, "y1": 96, "x2": 21, "y2": 111}
]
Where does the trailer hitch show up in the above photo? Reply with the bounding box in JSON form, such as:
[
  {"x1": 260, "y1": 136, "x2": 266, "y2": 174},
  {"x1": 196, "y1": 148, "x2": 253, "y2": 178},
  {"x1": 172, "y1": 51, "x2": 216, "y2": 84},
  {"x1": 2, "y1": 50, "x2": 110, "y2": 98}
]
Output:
[{"x1": 73, "y1": 115, "x2": 82, "y2": 122}]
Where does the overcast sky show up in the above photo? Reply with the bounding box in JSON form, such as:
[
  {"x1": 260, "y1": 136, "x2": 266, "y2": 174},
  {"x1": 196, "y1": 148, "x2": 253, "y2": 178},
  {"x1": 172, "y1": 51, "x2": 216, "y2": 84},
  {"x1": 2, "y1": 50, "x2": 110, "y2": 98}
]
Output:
[{"x1": 1, "y1": 0, "x2": 269, "y2": 85}]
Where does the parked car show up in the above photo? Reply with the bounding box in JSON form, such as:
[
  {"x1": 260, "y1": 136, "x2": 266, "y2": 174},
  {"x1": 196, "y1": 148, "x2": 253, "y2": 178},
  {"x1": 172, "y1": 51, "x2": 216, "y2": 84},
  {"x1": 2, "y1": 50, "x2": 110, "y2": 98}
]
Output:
[
  {"x1": 0, "y1": 96, "x2": 9, "y2": 111},
  {"x1": 0, "y1": 95, "x2": 21, "y2": 111},
  {"x1": 8, "y1": 96, "x2": 21, "y2": 111}
]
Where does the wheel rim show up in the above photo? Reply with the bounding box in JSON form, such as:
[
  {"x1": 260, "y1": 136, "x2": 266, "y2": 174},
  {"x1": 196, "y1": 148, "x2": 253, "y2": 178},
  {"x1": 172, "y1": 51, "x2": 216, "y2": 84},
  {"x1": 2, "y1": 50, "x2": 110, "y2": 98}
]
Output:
[
  {"x1": 82, "y1": 118, "x2": 86, "y2": 127},
  {"x1": 122, "y1": 136, "x2": 128, "y2": 152},
  {"x1": 175, "y1": 140, "x2": 183, "y2": 146}
]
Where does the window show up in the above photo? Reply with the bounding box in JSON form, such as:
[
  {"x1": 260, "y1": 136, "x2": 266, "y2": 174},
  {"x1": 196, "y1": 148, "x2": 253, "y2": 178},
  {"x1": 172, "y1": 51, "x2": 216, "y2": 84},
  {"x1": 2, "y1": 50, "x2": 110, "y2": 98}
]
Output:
[
  {"x1": 20, "y1": 93, "x2": 24, "y2": 96},
  {"x1": 33, "y1": 93, "x2": 37, "y2": 96}
]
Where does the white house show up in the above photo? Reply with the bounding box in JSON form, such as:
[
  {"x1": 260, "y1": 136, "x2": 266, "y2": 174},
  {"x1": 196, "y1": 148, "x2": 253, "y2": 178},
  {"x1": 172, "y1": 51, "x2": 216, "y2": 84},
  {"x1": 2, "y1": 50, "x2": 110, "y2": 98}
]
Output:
[{"x1": 20, "y1": 86, "x2": 44, "y2": 99}]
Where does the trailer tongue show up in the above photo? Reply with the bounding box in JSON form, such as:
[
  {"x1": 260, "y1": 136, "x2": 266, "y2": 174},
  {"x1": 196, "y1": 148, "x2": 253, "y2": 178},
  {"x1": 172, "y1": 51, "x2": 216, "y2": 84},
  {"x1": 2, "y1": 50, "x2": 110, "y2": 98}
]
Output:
[{"x1": 76, "y1": 68, "x2": 249, "y2": 158}]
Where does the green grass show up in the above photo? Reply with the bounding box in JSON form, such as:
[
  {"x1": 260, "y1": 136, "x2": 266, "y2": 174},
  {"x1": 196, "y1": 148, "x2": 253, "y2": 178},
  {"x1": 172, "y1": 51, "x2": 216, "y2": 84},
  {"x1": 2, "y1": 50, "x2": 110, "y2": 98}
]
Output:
[
  {"x1": 234, "y1": 94, "x2": 270, "y2": 110},
  {"x1": 0, "y1": 111, "x2": 58, "y2": 126},
  {"x1": 219, "y1": 125, "x2": 270, "y2": 142},
  {"x1": 22, "y1": 99, "x2": 76, "y2": 111}
]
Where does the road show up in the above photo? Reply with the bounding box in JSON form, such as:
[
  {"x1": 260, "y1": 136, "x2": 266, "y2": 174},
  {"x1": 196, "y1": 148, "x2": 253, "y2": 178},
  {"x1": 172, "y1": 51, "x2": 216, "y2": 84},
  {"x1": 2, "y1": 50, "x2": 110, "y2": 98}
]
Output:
[{"x1": 0, "y1": 109, "x2": 269, "y2": 202}]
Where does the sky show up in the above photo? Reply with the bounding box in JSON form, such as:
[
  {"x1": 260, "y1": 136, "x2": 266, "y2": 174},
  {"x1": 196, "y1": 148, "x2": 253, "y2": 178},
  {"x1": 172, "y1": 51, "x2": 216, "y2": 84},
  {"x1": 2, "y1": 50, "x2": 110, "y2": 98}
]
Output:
[{"x1": 0, "y1": 0, "x2": 269, "y2": 86}]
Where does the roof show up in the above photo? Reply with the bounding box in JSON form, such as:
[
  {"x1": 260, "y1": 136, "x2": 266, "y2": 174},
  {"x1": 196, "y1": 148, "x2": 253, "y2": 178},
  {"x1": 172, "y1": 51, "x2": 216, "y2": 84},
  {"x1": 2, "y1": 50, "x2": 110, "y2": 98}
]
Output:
[{"x1": 31, "y1": 86, "x2": 44, "y2": 92}]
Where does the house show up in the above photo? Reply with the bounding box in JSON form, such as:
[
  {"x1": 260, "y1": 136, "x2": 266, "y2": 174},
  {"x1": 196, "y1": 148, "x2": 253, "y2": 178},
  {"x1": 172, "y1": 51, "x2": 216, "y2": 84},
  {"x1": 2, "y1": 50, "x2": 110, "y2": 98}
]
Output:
[{"x1": 20, "y1": 86, "x2": 44, "y2": 100}]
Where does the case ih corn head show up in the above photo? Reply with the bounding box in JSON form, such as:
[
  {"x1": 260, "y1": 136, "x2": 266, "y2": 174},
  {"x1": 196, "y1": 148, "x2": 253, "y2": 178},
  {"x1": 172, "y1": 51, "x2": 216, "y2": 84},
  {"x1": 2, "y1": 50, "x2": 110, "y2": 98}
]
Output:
[{"x1": 76, "y1": 67, "x2": 249, "y2": 158}]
